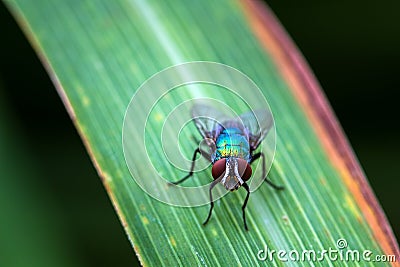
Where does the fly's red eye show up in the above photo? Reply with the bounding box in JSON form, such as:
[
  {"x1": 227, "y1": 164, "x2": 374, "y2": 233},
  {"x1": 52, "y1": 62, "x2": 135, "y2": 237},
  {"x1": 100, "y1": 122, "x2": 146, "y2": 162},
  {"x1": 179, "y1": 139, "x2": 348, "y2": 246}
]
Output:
[
  {"x1": 212, "y1": 159, "x2": 226, "y2": 180},
  {"x1": 237, "y1": 158, "x2": 252, "y2": 181}
]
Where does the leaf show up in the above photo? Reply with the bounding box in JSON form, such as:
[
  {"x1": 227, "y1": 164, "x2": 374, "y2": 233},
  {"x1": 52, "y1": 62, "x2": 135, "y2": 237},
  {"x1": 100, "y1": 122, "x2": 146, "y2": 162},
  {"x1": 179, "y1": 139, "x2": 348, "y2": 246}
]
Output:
[{"x1": 4, "y1": 0, "x2": 398, "y2": 266}]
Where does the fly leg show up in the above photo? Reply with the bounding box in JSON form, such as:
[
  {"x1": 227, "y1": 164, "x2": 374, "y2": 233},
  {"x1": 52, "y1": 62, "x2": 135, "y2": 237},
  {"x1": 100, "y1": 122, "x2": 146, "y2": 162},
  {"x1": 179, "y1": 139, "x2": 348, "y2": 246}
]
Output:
[
  {"x1": 192, "y1": 135, "x2": 213, "y2": 163},
  {"x1": 251, "y1": 152, "x2": 284, "y2": 190},
  {"x1": 242, "y1": 183, "x2": 250, "y2": 231},
  {"x1": 171, "y1": 148, "x2": 201, "y2": 185},
  {"x1": 203, "y1": 178, "x2": 220, "y2": 226}
]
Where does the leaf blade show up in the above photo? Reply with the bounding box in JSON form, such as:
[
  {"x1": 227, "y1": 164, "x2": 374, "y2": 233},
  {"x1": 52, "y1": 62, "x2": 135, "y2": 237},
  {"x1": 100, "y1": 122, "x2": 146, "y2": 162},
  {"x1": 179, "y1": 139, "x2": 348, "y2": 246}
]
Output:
[{"x1": 4, "y1": 0, "x2": 398, "y2": 266}]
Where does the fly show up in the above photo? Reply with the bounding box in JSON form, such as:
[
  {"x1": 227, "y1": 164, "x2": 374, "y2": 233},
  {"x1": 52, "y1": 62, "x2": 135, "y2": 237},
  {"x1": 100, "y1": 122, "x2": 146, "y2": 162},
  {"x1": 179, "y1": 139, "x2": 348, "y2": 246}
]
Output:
[{"x1": 171, "y1": 103, "x2": 284, "y2": 230}]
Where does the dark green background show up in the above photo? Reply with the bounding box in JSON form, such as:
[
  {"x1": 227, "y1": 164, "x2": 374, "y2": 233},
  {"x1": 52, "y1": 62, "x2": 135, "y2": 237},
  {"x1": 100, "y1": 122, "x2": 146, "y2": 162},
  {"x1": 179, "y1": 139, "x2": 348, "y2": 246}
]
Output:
[{"x1": 0, "y1": 1, "x2": 398, "y2": 266}]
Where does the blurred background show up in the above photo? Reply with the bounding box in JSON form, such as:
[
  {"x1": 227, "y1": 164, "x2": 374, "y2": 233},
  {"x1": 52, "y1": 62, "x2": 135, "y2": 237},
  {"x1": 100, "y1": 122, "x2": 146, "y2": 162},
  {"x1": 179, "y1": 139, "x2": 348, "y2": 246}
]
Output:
[{"x1": 0, "y1": 1, "x2": 398, "y2": 266}]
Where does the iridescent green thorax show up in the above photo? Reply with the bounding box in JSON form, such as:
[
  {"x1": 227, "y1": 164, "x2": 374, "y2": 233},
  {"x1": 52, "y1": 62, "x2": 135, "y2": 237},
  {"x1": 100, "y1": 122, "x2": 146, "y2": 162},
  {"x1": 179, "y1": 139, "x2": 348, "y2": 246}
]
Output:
[{"x1": 213, "y1": 127, "x2": 250, "y2": 163}]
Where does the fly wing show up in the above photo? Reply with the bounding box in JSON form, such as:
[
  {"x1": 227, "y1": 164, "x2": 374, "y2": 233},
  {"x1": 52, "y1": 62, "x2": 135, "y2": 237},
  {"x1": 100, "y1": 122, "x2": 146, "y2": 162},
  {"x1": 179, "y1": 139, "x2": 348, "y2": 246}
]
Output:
[
  {"x1": 238, "y1": 109, "x2": 273, "y2": 151},
  {"x1": 191, "y1": 103, "x2": 229, "y2": 141}
]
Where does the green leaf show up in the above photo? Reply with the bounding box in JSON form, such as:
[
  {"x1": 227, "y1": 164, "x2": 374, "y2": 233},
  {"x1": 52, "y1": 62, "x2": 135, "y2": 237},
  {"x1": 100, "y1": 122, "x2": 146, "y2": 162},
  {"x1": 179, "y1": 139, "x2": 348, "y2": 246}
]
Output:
[{"x1": 4, "y1": 0, "x2": 398, "y2": 266}]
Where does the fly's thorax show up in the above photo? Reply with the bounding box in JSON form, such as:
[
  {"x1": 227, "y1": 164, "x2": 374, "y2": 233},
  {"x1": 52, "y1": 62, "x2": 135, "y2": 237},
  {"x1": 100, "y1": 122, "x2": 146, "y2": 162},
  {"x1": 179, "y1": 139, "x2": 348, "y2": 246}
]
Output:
[
  {"x1": 214, "y1": 127, "x2": 250, "y2": 162},
  {"x1": 211, "y1": 157, "x2": 252, "y2": 191}
]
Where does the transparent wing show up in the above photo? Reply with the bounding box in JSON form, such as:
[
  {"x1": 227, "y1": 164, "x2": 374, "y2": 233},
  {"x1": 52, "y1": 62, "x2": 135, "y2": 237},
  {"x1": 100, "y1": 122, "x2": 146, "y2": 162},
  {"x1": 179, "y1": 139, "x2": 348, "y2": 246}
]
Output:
[
  {"x1": 192, "y1": 103, "x2": 273, "y2": 150},
  {"x1": 238, "y1": 109, "x2": 273, "y2": 151},
  {"x1": 191, "y1": 103, "x2": 229, "y2": 141}
]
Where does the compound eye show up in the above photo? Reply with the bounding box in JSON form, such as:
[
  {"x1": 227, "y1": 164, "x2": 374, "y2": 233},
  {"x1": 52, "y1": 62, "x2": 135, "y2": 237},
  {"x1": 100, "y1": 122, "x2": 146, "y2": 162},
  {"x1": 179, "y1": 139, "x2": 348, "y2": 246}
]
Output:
[
  {"x1": 212, "y1": 159, "x2": 226, "y2": 180},
  {"x1": 237, "y1": 158, "x2": 252, "y2": 181}
]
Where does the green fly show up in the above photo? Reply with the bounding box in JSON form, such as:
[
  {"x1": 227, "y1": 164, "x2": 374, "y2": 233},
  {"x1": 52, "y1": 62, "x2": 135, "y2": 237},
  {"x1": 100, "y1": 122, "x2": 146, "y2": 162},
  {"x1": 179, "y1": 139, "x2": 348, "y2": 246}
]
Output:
[{"x1": 172, "y1": 103, "x2": 283, "y2": 230}]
